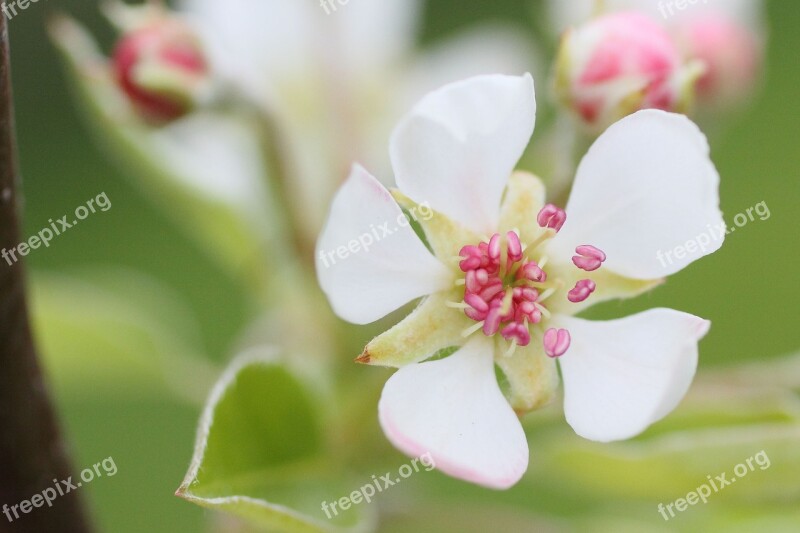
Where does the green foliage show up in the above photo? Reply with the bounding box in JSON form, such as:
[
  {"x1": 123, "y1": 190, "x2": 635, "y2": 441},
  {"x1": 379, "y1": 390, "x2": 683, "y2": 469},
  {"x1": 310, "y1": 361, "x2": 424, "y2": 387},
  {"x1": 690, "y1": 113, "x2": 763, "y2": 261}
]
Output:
[{"x1": 177, "y1": 354, "x2": 375, "y2": 532}]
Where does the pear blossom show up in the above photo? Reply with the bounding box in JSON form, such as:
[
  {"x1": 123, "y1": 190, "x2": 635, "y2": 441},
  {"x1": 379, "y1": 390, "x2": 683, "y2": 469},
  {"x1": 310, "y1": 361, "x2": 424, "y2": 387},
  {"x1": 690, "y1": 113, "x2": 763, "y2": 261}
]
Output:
[
  {"x1": 549, "y1": 0, "x2": 764, "y2": 109},
  {"x1": 180, "y1": 0, "x2": 537, "y2": 238},
  {"x1": 317, "y1": 74, "x2": 724, "y2": 489},
  {"x1": 555, "y1": 12, "x2": 702, "y2": 129},
  {"x1": 52, "y1": 0, "x2": 534, "y2": 262}
]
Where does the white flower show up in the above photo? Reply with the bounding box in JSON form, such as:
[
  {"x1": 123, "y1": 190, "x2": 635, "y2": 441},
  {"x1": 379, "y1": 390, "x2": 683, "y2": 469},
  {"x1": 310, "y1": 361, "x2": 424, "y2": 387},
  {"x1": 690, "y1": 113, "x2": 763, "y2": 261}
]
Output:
[
  {"x1": 180, "y1": 0, "x2": 536, "y2": 236},
  {"x1": 316, "y1": 74, "x2": 725, "y2": 488}
]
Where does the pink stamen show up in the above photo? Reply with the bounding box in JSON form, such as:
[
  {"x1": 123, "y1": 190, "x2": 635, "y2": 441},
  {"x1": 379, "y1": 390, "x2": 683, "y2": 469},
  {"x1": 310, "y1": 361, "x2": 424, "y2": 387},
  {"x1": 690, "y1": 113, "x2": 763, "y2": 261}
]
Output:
[
  {"x1": 465, "y1": 269, "x2": 490, "y2": 293},
  {"x1": 515, "y1": 301, "x2": 542, "y2": 324},
  {"x1": 459, "y1": 244, "x2": 500, "y2": 274},
  {"x1": 572, "y1": 245, "x2": 606, "y2": 272},
  {"x1": 506, "y1": 231, "x2": 523, "y2": 262},
  {"x1": 488, "y1": 233, "x2": 502, "y2": 261},
  {"x1": 479, "y1": 281, "x2": 504, "y2": 302},
  {"x1": 464, "y1": 293, "x2": 489, "y2": 313},
  {"x1": 457, "y1": 229, "x2": 588, "y2": 356},
  {"x1": 501, "y1": 322, "x2": 531, "y2": 347},
  {"x1": 465, "y1": 307, "x2": 486, "y2": 322},
  {"x1": 483, "y1": 305, "x2": 503, "y2": 336},
  {"x1": 517, "y1": 261, "x2": 547, "y2": 283},
  {"x1": 543, "y1": 328, "x2": 571, "y2": 358},
  {"x1": 513, "y1": 286, "x2": 539, "y2": 302},
  {"x1": 568, "y1": 279, "x2": 597, "y2": 303},
  {"x1": 537, "y1": 204, "x2": 567, "y2": 232}
]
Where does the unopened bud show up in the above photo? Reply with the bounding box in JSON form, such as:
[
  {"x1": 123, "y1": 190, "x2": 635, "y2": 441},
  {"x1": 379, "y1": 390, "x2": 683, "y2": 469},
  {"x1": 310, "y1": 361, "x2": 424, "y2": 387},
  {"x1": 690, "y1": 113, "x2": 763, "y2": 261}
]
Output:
[
  {"x1": 112, "y1": 18, "x2": 209, "y2": 123},
  {"x1": 555, "y1": 12, "x2": 699, "y2": 130}
]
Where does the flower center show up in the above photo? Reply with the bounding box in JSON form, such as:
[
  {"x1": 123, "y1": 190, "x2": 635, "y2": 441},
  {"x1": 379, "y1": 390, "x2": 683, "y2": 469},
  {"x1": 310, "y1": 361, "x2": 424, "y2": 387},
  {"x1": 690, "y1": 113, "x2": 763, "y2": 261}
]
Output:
[{"x1": 453, "y1": 204, "x2": 606, "y2": 358}]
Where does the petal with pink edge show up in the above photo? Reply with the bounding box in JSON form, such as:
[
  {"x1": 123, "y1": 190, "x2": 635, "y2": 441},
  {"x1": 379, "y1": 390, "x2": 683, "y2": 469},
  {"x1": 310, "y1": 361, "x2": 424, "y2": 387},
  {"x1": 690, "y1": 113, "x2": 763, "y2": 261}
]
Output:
[
  {"x1": 554, "y1": 308, "x2": 710, "y2": 442},
  {"x1": 379, "y1": 336, "x2": 529, "y2": 489},
  {"x1": 390, "y1": 74, "x2": 536, "y2": 235},
  {"x1": 316, "y1": 165, "x2": 451, "y2": 325}
]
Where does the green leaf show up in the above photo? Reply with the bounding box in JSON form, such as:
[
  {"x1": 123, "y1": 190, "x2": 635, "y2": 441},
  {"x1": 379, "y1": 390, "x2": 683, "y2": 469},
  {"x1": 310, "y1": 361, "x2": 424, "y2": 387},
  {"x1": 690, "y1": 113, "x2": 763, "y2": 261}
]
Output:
[{"x1": 177, "y1": 352, "x2": 376, "y2": 533}]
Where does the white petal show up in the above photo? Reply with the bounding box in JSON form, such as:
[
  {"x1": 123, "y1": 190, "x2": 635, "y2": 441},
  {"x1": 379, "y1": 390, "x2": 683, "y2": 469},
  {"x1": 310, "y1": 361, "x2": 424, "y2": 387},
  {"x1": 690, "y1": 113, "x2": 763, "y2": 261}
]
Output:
[
  {"x1": 316, "y1": 165, "x2": 451, "y2": 325},
  {"x1": 335, "y1": 0, "x2": 421, "y2": 76},
  {"x1": 390, "y1": 74, "x2": 536, "y2": 235},
  {"x1": 554, "y1": 308, "x2": 710, "y2": 442},
  {"x1": 547, "y1": 110, "x2": 724, "y2": 279},
  {"x1": 379, "y1": 336, "x2": 528, "y2": 489},
  {"x1": 181, "y1": 0, "x2": 316, "y2": 107},
  {"x1": 150, "y1": 113, "x2": 267, "y2": 213}
]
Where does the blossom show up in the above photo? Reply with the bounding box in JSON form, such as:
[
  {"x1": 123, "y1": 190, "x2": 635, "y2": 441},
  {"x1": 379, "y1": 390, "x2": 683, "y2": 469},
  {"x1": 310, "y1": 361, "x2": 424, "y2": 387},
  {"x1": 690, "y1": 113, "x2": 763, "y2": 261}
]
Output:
[
  {"x1": 554, "y1": 12, "x2": 701, "y2": 129},
  {"x1": 316, "y1": 74, "x2": 724, "y2": 488},
  {"x1": 51, "y1": 0, "x2": 534, "y2": 263},
  {"x1": 179, "y1": 0, "x2": 536, "y2": 238},
  {"x1": 549, "y1": 0, "x2": 764, "y2": 110}
]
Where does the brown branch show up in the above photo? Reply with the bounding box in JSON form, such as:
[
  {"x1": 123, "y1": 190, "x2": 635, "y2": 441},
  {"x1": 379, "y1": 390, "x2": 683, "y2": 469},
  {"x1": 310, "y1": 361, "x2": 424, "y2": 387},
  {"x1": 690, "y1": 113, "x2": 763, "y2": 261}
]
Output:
[{"x1": 0, "y1": 17, "x2": 91, "y2": 533}]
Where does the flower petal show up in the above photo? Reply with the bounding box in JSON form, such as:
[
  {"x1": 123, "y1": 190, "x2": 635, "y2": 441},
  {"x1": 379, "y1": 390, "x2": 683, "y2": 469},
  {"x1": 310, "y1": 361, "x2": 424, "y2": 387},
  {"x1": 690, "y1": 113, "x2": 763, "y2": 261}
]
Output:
[
  {"x1": 390, "y1": 74, "x2": 536, "y2": 235},
  {"x1": 150, "y1": 113, "x2": 267, "y2": 213},
  {"x1": 554, "y1": 308, "x2": 710, "y2": 442},
  {"x1": 182, "y1": 0, "x2": 316, "y2": 107},
  {"x1": 335, "y1": 0, "x2": 421, "y2": 76},
  {"x1": 316, "y1": 165, "x2": 451, "y2": 325},
  {"x1": 379, "y1": 336, "x2": 529, "y2": 489},
  {"x1": 494, "y1": 339, "x2": 559, "y2": 414},
  {"x1": 544, "y1": 259, "x2": 664, "y2": 316},
  {"x1": 547, "y1": 110, "x2": 724, "y2": 279},
  {"x1": 391, "y1": 189, "x2": 481, "y2": 264},
  {"x1": 359, "y1": 291, "x2": 471, "y2": 368},
  {"x1": 498, "y1": 172, "x2": 547, "y2": 246}
]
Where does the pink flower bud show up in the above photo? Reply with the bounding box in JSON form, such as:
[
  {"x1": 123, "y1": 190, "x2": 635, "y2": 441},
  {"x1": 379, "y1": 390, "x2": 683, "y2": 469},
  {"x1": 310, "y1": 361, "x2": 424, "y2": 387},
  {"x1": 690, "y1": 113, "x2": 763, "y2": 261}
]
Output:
[
  {"x1": 675, "y1": 14, "x2": 761, "y2": 107},
  {"x1": 112, "y1": 19, "x2": 209, "y2": 123},
  {"x1": 555, "y1": 12, "x2": 698, "y2": 129}
]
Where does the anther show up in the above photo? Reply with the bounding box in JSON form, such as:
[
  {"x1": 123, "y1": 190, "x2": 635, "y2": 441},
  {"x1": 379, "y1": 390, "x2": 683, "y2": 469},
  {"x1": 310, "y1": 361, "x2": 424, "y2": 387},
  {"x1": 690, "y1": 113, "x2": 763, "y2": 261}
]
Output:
[
  {"x1": 506, "y1": 231, "x2": 523, "y2": 263},
  {"x1": 572, "y1": 245, "x2": 606, "y2": 272},
  {"x1": 488, "y1": 233, "x2": 502, "y2": 261},
  {"x1": 543, "y1": 328, "x2": 571, "y2": 358},
  {"x1": 568, "y1": 279, "x2": 597, "y2": 303},
  {"x1": 517, "y1": 261, "x2": 547, "y2": 283},
  {"x1": 501, "y1": 322, "x2": 531, "y2": 347},
  {"x1": 537, "y1": 204, "x2": 567, "y2": 232}
]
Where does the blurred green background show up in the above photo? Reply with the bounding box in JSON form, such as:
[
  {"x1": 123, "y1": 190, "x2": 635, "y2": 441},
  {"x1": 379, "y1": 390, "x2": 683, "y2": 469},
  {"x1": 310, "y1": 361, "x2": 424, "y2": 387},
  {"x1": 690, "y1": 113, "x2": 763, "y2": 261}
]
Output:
[{"x1": 7, "y1": 0, "x2": 799, "y2": 531}]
